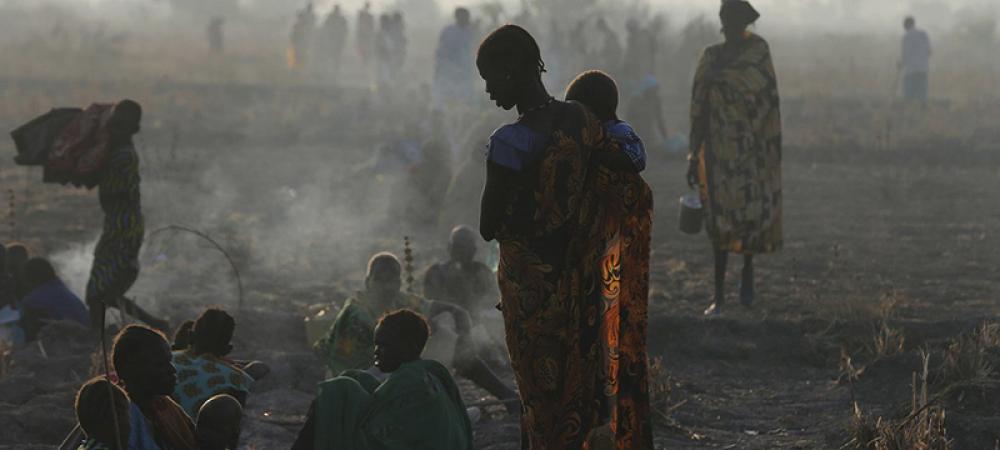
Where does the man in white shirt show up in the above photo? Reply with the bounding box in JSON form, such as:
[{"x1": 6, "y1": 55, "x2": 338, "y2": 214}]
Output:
[{"x1": 899, "y1": 16, "x2": 931, "y2": 103}]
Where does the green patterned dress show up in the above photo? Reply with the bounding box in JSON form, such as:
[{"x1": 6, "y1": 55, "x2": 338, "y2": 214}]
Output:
[
  {"x1": 86, "y1": 143, "x2": 144, "y2": 305},
  {"x1": 690, "y1": 33, "x2": 783, "y2": 254}
]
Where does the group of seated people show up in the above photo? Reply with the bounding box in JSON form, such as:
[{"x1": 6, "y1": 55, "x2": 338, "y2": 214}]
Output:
[
  {"x1": 73, "y1": 308, "x2": 264, "y2": 450},
  {"x1": 0, "y1": 242, "x2": 91, "y2": 344},
  {"x1": 69, "y1": 224, "x2": 506, "y2": 449},
  {"x1": 292, "y1": 225, "x2": 529, "y2": 448},
  {"x1": 29, "y1": 67, "x2": 656, "y2": 448}
]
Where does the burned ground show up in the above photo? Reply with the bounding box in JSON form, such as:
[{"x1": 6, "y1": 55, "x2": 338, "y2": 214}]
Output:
[{"x1": 0, "y1": 74, "x2": 998, "y2": 450}]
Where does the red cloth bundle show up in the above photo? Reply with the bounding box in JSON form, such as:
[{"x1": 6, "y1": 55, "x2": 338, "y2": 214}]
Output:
[{"x1": 43, "y1": 103, "x2": 116, "y2": 189}]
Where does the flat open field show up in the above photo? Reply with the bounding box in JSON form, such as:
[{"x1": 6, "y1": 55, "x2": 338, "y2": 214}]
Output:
[{"x1": 0, "y1": 71, "x2": 998, "y2": 450}]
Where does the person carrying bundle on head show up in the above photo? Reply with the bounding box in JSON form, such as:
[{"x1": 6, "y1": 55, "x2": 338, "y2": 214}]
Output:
[{"x1": 82, "y1": 100, "x2": 168, "y2": 331}]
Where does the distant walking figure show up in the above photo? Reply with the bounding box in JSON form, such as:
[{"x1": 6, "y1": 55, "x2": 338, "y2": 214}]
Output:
[
  {"x1": 688, "y1": 0, "x2": 782, "y2": 316},
  {"x1": 900, "y1": 16, "x2": 931, "y2": 103}
]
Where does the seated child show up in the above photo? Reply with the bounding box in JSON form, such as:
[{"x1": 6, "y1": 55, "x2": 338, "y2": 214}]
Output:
[
  {"x1": 171, "y1": 309, "x2": 254, "y2": 418},
  {"x1": 195, "y1": 394, "x2": 244, "y2": 450},
  {"x1": 75, "y1": 377, "x2": 131, "y2": 450},
  {"x1": 565, "y1": 70, "x2": 647, "y2": 172},
  {"x1": 293, "y1": 309, "x2": 473, "y2": 450}
]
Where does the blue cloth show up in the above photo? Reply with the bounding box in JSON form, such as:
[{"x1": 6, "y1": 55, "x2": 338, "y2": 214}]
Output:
[
  {"x1": 128, "y1": 403, "x2": 164, "y2": 450},
  {"x1": 20, "y1": 280, "x2": 90, "y2": 327},
  {"x1": 0, "y1": 305, "x2": 25, "y2": 347},
  {"x1": 486, "y1": 124, "x2": 546, "y2": 172},
  {"x1": 171, "y1": 350, "x2": 253, "y2": 418},
  {"x1": 605, "y1": 120, "x2": 647, "y2": 172}
]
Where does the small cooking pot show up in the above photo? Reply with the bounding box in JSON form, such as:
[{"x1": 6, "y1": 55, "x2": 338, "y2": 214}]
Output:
[{"x1": 679, "y1": 193, "x2": 703, "y2": 235}]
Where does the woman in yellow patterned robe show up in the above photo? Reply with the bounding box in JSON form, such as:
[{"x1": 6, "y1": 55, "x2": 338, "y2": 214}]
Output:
[
  {"x1": 478, "y1": 25, "x2": 653, "y2": 449},
  {"x1": 688, "y1": 0, "x2": 782, "y2": 316}
]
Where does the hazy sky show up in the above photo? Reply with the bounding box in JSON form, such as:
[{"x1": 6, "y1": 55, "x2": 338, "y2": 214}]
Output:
[{"x1": 6, "y1": 0, "x2": 999, "y2": 34}]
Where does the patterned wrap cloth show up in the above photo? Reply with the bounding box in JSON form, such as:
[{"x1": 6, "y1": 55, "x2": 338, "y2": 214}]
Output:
[
  {"x1": 487, "y1": 102, "x2": 654, "y2": 449},
  {"x1": 171, "y1": 350, "x2": 253, "y2": 418},
  {"x1": 690, "y1": 33, "x2": 783, "y2": 254},
  {"x1": 318, "y1": 291, "x2": 427, "y2": 376},
  {"x1": 85, "y1": 143, "x2": 144, "y2": 305}
]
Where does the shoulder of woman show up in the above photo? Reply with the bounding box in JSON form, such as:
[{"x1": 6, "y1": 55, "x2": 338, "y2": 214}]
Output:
[
  {"x1": 487, "y1": 123, "x2": 540, "y2": 171},
  {"x1": 489, "y1": 123, "x2": 536, "y2": 149},
  {"x1": 703, "y1": 43, "x2": 725, "y2": 57},
  {"x1": 747, "y1": 33, "x2": 771, "y2": 51}
]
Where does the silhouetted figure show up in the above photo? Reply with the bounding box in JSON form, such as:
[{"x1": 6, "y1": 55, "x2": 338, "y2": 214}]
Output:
[
  {"x1": 375, "y1": 13, "x2": 406, "y2": 90},
  {"x1": 565, "y1": 70, "x2": 647, "y2": 172},
  {"x1": 112, "y1": 325, "x2": 197, "y2": 448},
  {"x1": 900, "y1": 16, "x2": 931, "y2": 103},
  {"x1": 170, "y1": 308, "x2": 253, "y2": 418},
  {"x1": 422, "y1": 225, "x2": 498, "y2": 315},
  {"x1": 293, "y1": 310, "x2": 472, "y2": 450},
  {"x1": 688, "y1": 0, "x2": 782, "y2": 316},
  {"x1": 4, "y1": 243, "x2": 28, "y2": 300},
  {"x1": 195, "y1": 394, "x2": 243, "y2": 450},
  {"x1": 18, "y1": 257, "x2": 89, "y2": 339},
  {"x1": 75, "y1": 377, "x2": 131, "y2": 450},
  {"x1": 86, "y1": 100, "x2": 168, "y2": 332},
  {"x1": 434, "y1": 7, "x2": 476, "y2": 108},
  {"x1": 390, "y1": 12, "x2": 407, "y2": 73},
  {"x1": 207, "y1": 17, "x2": 225, "y2": 54},
  {"x1": 477, "y1": 24, "x2": 654, "y2": 449},
  {"x1": 321, "y1": 5, "x2": 349, "y2": 75},
  {"x1": 595, "y1": 17, "x2": 623, "y2": 74},
  {"x1": 315, "y1": 253, "x2": 517, "y2": 407},
  {"x1": 625, "y1": 74, "x2": 669, "y2": 145},
  {"x1": 356, "y1": 2, "x2": 376, "y2": 71},
  {"x1": 289, "y1": 3, "x2": 316, "y2": 69}
]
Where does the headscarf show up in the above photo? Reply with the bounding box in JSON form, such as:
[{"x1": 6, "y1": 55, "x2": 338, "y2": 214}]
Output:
[{"x1": 720, "y1": 0, "x2": 760, "y2": 28}]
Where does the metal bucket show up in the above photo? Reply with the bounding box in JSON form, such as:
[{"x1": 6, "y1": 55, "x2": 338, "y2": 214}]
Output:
[{"x1": 679, "y1": 193, "x2": 704, "y2": 235}]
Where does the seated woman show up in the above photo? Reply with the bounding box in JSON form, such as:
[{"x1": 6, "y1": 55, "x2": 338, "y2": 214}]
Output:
[
  {"x1": 75, "y1": 377, "x2": 131, "y2": 450},
  {"x1": 317, "y1": 252, "x2": 516, "y2": 408},
  {"x1": 113, "y1": 325, "x2": 198, "y2": 450},
  {"x1": 294, "y1": 309, "x2": 472, "y2": 450},
  {"x1": 19, "y1": 257, "x2": 90, "y2": 339},
  {"x1": 170, "y1": 308, "x2": 254, "y2": 418}
]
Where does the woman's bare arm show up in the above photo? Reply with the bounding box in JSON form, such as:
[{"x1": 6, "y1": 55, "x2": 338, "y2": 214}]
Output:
[{"x1": 480, "y1": 161, "x2": 514, "y2": 241}]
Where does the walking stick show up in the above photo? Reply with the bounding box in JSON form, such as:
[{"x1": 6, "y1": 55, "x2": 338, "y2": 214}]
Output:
[{"x1": 404, "y1": 236, "x2": 414, "y2": 293}]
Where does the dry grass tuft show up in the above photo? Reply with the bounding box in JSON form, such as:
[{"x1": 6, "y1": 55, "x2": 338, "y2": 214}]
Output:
[
  {"x1": 846, "y1": 352, "x2": 952, "y2": 450},
  {"x1": 647, "y1": 356, "x2": 707, "y2": 441},
  {"x1": 863, "y1": 292, "x2": 906, "y2": 363},
  {"x1": 648, "y1": 356, "x2": 686, "y2": 423},
  {"x1": 938, "y1": 323, "x2": 1000, "y2": 386}
]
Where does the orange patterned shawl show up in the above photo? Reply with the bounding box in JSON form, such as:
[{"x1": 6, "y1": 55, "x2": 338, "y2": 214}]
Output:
[{"x1": 494, "y1": 102, "x2": 653, "y2": 449}]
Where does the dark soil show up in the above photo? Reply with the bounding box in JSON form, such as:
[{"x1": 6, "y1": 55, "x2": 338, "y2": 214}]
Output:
[{"x1": 1, "y1": 79, "x2": 998, "y2": 449}]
